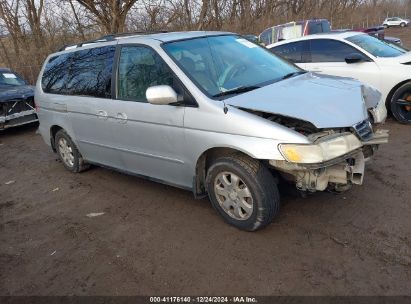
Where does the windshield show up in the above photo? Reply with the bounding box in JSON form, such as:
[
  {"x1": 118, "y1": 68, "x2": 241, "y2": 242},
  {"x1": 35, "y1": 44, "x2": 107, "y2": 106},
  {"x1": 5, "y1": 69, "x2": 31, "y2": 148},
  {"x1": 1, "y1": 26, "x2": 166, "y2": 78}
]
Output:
[
  {"x1": 0, "y1": 71, "x2": 26, "y2": 86},
  {"x1": 346, "y1": 34, "x2": 406, "y2": 57},
  {"x1": 163, "y1": 35, "x2": 301, "y2": 98}
]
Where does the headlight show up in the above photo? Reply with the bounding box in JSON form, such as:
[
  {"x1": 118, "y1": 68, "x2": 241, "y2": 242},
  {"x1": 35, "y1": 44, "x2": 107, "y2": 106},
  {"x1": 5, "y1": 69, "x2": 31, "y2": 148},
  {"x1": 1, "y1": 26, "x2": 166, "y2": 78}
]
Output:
[{"x1": 279, "y1": 134, "x2": 362, "y2": 164}]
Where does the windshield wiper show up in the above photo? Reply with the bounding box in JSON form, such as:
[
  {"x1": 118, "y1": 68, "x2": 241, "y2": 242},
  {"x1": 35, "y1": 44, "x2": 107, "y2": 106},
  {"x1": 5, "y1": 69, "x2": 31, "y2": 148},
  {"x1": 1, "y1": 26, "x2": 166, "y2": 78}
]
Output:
[
  {"x1": 281, "y1": 71, "x2": 307, "y2": 80},
  {"x1": 213, "y1": 85, "x2": 260, "y2": 98}
]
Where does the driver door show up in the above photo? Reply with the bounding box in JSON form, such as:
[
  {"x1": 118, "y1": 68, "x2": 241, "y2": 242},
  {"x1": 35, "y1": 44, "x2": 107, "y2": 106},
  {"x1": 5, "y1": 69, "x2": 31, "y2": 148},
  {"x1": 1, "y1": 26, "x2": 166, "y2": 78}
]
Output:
[
  {"x1": 109, "y1": 45, "x2": 189, "y2": 187},
  {"x1": 304, "y1": 38, "x2": 381, "y2": 90}
]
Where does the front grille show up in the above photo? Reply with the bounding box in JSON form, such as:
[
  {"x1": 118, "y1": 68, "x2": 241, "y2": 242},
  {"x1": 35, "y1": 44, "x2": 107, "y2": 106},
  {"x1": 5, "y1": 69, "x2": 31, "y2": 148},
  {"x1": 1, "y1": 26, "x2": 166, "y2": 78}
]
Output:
[
  {"x1": 2, "y1": 98, "x2": 35, "y2": 116},
  {"x1": 353, "y1": 119, "x2": 373, "y2": 141}
]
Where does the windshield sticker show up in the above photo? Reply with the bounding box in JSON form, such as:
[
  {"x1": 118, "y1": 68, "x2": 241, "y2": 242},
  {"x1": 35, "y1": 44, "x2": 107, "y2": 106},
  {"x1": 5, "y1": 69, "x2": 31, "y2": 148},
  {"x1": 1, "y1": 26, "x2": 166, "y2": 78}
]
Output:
[
  {"x1": 2, "y1": 73, "x2": 17, "y2": 78},
  {"x1": 236, "y1": 38, "x2": 258, "y2": 48}
]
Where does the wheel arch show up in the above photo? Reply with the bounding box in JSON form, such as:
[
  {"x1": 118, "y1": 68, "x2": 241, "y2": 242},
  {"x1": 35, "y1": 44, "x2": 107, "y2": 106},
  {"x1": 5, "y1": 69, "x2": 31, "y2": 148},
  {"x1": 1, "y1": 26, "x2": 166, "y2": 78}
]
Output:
[
  {"x1": 386, "y1": 79, "x2": 411, "y2": 110},
  {"x1": 193, "y1": 146, "x2": 260, "y2": 198},
  {"x1": 50, "y1": 125, "x2": 63, "y2": 152}
]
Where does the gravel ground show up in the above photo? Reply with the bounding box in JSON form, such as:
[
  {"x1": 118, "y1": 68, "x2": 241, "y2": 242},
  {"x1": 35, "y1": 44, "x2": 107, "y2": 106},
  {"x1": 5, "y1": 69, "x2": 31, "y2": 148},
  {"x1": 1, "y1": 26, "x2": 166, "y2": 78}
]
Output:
[{"x1": 0, "y1": 118, "x2": 410, "y2": 296}]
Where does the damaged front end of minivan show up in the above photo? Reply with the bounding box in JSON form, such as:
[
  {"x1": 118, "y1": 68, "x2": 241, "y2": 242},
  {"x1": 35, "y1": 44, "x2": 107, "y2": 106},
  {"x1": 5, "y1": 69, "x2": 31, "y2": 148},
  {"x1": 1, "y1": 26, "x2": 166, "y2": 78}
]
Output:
[
  {"x1": 275, "y1": 84, "x2": 388, "y2": 192},
  {"x1": 228, "y1": 76, "x2": 389, "y2": 193},
  {"x1": 271, "y1": 128, "x2": 388, "y2": 192}
]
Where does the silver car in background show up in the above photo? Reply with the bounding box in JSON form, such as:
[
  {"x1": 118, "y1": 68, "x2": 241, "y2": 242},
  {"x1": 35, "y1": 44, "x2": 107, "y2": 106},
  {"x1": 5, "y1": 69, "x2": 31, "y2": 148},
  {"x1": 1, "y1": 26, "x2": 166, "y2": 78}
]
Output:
[{"x1": 35, "y1": 32, "x2": 388, "y2": 231}]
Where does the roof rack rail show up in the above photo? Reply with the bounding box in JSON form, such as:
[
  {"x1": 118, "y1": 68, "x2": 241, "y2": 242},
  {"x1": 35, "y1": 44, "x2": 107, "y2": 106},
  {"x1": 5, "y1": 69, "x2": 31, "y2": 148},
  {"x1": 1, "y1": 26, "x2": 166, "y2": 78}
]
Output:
[
  {"x1": 100, "y1": 30, "x2": 169, "y2": 41},
  {"x1": 58, "y1": 30, "x2": 169, "y2": 52}
]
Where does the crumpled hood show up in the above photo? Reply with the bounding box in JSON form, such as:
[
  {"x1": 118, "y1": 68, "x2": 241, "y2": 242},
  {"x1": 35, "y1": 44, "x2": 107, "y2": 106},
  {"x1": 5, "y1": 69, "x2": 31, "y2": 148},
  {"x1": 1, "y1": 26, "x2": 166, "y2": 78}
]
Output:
[
  {"x1": 225, "y1": 73, "x2": 368, "y2": 128},
  {"x1": 0, "y1": 85, "x2": 34, "y2": 103}
]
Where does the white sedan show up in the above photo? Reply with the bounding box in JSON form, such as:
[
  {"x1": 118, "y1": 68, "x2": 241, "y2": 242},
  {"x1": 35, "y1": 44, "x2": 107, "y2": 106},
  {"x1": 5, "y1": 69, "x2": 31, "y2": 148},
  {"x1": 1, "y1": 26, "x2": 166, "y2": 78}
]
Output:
[
  {"x1": 383, "y1": 17, "x2": 410, "y2": 28},
  {"x1": 267, "y1": 32, "x2": 411, "y2": 123}
]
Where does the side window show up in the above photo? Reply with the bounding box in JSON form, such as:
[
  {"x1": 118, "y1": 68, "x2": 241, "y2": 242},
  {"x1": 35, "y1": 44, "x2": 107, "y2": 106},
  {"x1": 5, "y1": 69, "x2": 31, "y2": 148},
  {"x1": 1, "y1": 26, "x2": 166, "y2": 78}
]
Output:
[
  {"x1": 65, "y1": 46, "x2": 115, "y2": 98},
  {"x1": 260, "y1": 29, "x2": 272, "y2": 45},
  {"x1": 310, "y1": 39, "x2": 359, "y2": 62},
  {"x1": 270, "y1": 41, "x2": 306, "y2": 63},
  {"x1": 117, "y1": 46, "x2": 174, "y2": 102},
  {"x1": 321, "y1": 21, "x2": 331, "y2": 32},
  {"x1": 42, "y1": 53, "x2": 71, "y2": 94},
  {"x1": 308, "y1": 22, "x2": 324, "y2": 34}
]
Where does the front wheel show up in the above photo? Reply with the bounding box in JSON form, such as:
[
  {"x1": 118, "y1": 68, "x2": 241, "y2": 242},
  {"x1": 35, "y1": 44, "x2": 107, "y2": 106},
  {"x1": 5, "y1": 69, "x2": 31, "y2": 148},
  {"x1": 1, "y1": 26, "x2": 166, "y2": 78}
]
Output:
[
  {"x1": 400, "y1": 22, "x2": 406, "y2": 27},
  {"x1": 206, "y1": 154, "x2": 280, "y2": 231},
  {"x1": 390, "y1": 82, "x2": 411, "y2": 124}
]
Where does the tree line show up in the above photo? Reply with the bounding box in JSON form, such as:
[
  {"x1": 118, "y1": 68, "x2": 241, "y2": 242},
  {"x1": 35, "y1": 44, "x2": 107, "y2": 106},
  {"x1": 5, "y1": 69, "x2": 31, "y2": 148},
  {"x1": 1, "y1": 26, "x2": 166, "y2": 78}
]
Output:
[{"x1": 0, "y1": 0, "x2": 410, "y2": 83}]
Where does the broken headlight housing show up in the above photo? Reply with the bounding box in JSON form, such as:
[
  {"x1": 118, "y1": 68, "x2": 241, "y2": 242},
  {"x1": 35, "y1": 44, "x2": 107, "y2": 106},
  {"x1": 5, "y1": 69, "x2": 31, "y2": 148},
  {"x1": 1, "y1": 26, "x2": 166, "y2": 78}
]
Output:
[{"x1": 278, "y1": 134, "x2": 362, "y2": 164}]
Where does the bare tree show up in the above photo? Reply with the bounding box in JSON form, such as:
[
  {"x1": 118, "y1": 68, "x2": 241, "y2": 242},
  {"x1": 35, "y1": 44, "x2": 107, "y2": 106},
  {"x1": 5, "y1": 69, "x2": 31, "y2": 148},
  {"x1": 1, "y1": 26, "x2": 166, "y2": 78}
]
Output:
[
  {"x1": 197, "y1": 0, "x2": 209, "y2": 30},
  {"x1": 68, "y1": 0, "x2": 86, "y2": 39},
  {"x1": 0, "y1": 0, "x2": 24, "y2": 57},
  {"x1": 76, "y1": 0, "x2": 139, "y2": 33}
]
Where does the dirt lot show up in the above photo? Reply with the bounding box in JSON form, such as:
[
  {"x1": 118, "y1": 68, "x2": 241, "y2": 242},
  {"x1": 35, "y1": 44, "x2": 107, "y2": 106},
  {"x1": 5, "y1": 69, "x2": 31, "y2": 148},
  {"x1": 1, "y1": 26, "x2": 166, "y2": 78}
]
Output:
[
  {"x1": 1, "y1": 118, "x2": 410, "y2": 296},
  {"x1": 386, "y1": 27, "x2": 411, "y2": 48},
  {"x1": 1, "y1": 27, "x2": 411, "y2": 296}
]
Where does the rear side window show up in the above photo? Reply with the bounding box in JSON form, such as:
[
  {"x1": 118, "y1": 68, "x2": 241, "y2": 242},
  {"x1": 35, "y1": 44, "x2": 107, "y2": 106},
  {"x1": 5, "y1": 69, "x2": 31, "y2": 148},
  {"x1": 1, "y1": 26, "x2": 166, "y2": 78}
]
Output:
[
  {"x1": 308, "y1": 22, "x2": 323, "y2": 34},
  {"x1": 308, "y1": 21, "x2": 331, "y2": 34},
  {"x1": 310, "y1": 39, "x2": 358, "y2": 62},
  {"x1": 321, "y1": 21, "x2": 331, "y2": 32},
  {"x1": 117, "y1": 46, "x2": 174, "y2": 102},
  {"x1": 66, "y1": 46, "x2": 115, "y2": 98},
  {"x1": 270, "y1": 41, "x2": 306, "y2": 63},
  {"x1": 260, "y1": 28, "x2": 272, "y2": 45},
  {"x1": 42, "y1": 53, "x2": 71, "y2": 94}
]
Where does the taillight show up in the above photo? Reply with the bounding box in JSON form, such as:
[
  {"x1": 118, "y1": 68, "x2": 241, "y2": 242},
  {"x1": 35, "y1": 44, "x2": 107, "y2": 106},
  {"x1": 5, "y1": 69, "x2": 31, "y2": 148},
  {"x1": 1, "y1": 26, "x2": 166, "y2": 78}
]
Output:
[{"x1": 34, "y1": 98, "x2": 39, "y2": 112}]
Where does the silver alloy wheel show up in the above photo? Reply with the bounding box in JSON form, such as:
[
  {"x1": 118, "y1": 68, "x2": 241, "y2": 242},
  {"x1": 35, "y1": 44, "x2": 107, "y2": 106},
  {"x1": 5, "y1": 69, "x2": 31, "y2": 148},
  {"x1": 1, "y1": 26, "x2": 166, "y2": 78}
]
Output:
[
  {"x1": 214, "y1": 171, "x2": 253, "y2": 220},
  {"x1": 58, "y1": 137, "x2": 75, "y2": 167}
]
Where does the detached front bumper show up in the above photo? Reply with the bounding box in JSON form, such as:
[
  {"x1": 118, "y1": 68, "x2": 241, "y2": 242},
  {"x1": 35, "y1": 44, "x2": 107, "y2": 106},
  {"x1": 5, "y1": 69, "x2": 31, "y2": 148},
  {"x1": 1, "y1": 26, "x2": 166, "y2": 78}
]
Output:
[
  {"x1": 270, "y1": 129, "x2": 389, "y2": 192},
  {"x1": 270, "y1": 151, "x2": 365, "y2": 192}
]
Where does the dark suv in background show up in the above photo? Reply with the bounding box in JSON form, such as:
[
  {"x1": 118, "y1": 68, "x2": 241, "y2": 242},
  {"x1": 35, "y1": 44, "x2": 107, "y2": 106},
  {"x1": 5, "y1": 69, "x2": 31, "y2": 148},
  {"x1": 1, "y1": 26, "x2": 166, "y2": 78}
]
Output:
[{"x1": 0, "y1": 68, "x2": 37, "y2": 130}]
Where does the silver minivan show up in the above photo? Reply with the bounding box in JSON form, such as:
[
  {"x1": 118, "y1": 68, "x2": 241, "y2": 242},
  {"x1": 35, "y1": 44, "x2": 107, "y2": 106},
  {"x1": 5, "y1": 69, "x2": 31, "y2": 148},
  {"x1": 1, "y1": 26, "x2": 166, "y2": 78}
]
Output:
[{"x1": 35, "y1": 32, "x2": 388, "y2": 231}]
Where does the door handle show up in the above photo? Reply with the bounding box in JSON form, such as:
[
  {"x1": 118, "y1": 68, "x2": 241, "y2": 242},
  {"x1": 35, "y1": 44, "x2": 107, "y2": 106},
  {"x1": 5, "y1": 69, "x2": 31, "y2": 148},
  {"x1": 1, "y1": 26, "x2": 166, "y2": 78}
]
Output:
[
  {"x1": 96, "y1": 110, "x2": 108, "y2": 120},
  {"x1": 311, "y1": 67, "x2": 322, "y2": 72},
  {"x1": 116, "y1": 112, "x2": 127, "y2": 124}
]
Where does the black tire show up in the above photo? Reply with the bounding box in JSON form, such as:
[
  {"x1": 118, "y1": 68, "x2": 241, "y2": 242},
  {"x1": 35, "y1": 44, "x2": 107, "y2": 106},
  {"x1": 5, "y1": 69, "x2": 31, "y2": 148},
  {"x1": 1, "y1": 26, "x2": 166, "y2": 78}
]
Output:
[
  {"x1": 390, "y1": 82, "x2": 411, "y2": 124},
  {"x1": 400, "y1": 22, "x2": 406, "y2": 27},
  {"x1": 206, "y1": 153, "x2": 280, "y2": 231},
  {"x1": 55, "y1": 129, "x2": 89, "y2": 172}
]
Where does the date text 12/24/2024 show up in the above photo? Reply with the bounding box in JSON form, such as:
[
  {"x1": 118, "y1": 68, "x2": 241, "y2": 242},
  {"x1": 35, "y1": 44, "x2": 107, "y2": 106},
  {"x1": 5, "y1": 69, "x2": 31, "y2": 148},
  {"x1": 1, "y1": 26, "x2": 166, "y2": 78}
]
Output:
[{"x1": 149, "y1": 297, "x2": 258, "y2": 303}]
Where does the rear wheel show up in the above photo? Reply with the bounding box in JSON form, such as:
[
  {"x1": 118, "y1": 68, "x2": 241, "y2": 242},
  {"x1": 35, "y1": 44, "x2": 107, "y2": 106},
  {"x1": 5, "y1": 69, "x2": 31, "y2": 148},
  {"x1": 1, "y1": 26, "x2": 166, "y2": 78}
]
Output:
[
  {"x1": 206, "y1": 154, "x2": 280, "y2": 231},
  {"x1": 390, "y1": 82, "x2": 411, "y2": 124},
  {"x1": 55, "y1": 129, "x2": 89, "y2": 172}
]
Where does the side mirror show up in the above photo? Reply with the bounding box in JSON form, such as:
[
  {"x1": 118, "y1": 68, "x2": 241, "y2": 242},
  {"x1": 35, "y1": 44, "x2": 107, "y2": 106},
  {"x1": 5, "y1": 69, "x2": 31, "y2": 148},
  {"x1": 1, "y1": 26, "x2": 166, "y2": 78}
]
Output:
[
  {"x1": 146, "y1": 85, "x2": 178, "y2": 105},
  {"x1": 345, "y1": 53, "x2": 367, "y2": 64}
]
